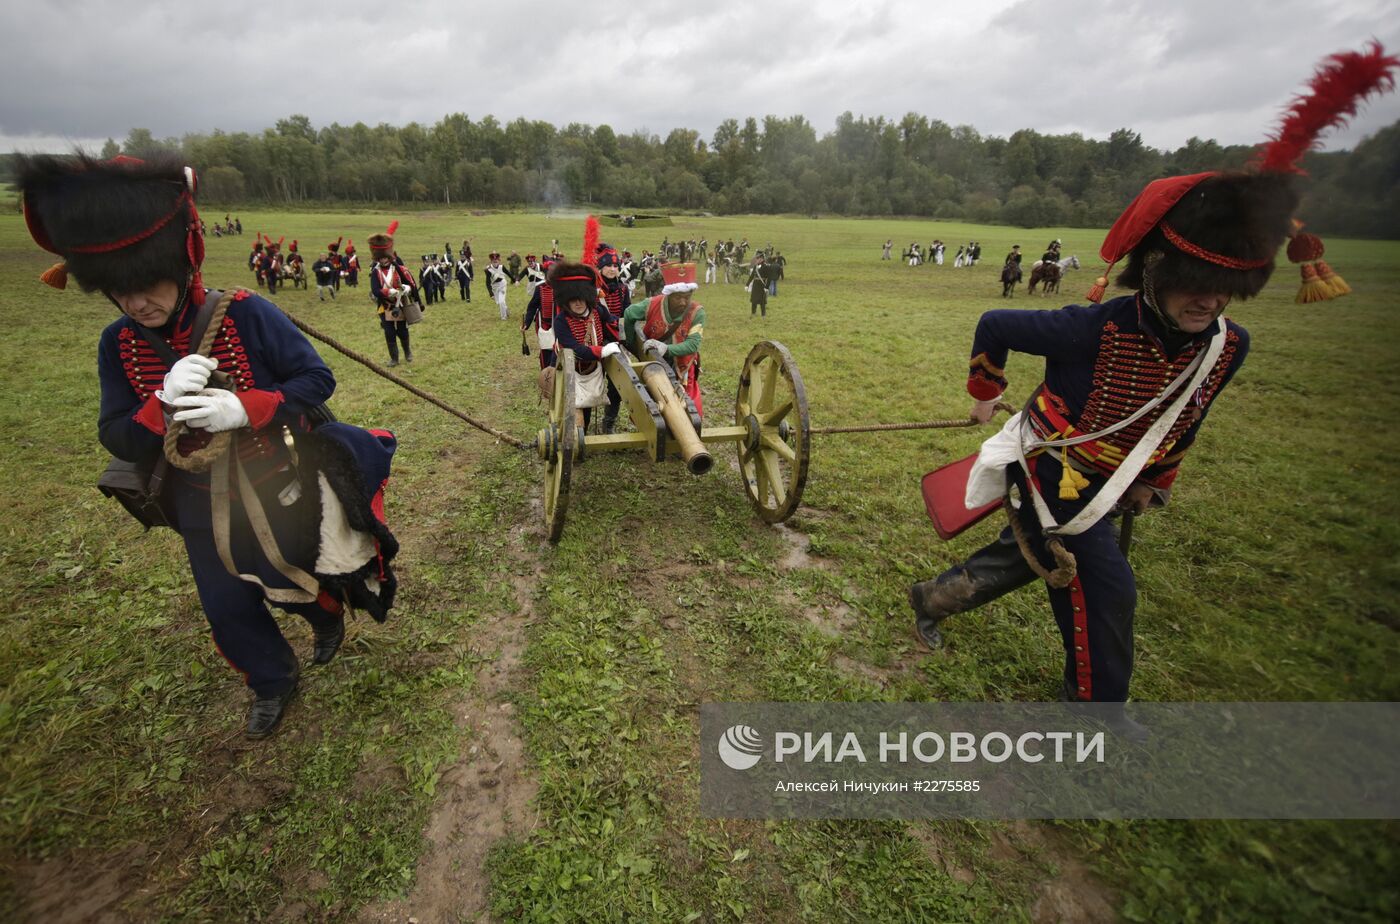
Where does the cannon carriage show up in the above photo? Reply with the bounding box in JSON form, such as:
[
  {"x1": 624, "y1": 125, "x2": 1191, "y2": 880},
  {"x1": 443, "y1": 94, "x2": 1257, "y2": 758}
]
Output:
[{"x1": 536, "y1": 340, "x2": 810, "y2": 542}]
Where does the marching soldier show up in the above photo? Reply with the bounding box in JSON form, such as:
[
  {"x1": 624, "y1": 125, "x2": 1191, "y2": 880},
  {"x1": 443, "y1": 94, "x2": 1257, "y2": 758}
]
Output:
[
  {"x1": 327, "y1": 237, "x2": 345, "y2": 290},
  {"x1": 746, "y1": 255, "x2": 768, "y2": 318},
  {"x1": 455, "y1": 247, "x2": 474, "y2": 301},
  {"x1": 521, "y1": 257, "x2": 557, "y2": 371},
  {"x1": 344, "y1": 240, "x2": 360, "y2": 287},
  {"x1": 522, "y1": 254, "x2": 546, "y2": 300},
  {"x1": 370, "y1": 223, "x2": 418, "y2": 366},
  {"x1": 485, "y1": 251, "x2": 511, "y2": 320}
]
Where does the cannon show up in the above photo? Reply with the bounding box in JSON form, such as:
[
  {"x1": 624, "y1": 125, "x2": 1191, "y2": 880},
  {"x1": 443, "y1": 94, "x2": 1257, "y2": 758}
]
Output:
[{"x1": 536, "y1": 340, "x2": 810, "y2": 542}]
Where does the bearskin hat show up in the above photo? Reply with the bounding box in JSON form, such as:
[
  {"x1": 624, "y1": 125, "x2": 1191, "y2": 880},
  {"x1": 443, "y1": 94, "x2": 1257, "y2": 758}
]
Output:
[
  {"x1": 547, "y1": 261, "x2": 598, "y2": 309},
  {"x1": 1113, "y1": 172, "x2": 1298, "y2": 300},
  {"x1": 16, "y1": 152, "x2": 205, "y2": 298},
  {"x1": 1089, "y1": 43, "x2": 1396, "y2": 305}
]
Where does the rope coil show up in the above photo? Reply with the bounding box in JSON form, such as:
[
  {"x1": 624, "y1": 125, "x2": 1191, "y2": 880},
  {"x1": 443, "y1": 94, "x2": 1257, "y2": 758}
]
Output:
[{"x1": 163, "y1": 290, "x2": 235, "y2": 472}]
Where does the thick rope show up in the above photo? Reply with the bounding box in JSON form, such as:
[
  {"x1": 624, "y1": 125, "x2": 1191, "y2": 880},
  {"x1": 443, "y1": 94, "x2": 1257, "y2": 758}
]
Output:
[
  {"x1": 163, "y1": 290, "x2": 235, "y2": 472},
  {"x1": 276, "y1": 309, "x2": 530, "y2": 449},
  {"x1": 1006, "y1": 486, "x2": 1077, "y2": 590},
  {"x1": 813, "y1": 417, "x2": 981, "y2": 434},
  {"x1": 809, "y1": 402, "x2": 1016, "y2": 435}
]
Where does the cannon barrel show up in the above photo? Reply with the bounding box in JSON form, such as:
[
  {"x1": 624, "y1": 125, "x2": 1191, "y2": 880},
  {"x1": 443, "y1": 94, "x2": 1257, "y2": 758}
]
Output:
[{"x1": 639, "y1": 361, "x2": 712, "y2": 475}]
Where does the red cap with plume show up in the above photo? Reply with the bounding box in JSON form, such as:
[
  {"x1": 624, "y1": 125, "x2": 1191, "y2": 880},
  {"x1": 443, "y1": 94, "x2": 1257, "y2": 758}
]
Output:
[{"x1": 1086, "y1": 42, "x2": 1397, "y2": 304}]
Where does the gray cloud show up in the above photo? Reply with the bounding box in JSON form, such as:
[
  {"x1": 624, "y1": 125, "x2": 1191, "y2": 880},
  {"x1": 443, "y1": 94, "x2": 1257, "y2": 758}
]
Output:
[{"x1": 2, "y1": 0, "x2": 1397, "y2": 154}]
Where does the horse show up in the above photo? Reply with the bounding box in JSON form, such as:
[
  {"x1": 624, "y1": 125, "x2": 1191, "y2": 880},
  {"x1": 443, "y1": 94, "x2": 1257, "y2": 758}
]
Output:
[
  {"x1": 1027, "y1": 254, "x2": 1081, "y2": 296},
  {"x1": 1000, "y1": 261, "x2": 1022, "y2": 297}
]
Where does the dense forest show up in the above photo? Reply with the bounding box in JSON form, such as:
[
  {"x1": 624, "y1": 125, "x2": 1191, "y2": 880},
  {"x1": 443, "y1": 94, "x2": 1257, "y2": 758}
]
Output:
[{"x1": 5, "y1": 112, "x2": 1399, "y2": 236}]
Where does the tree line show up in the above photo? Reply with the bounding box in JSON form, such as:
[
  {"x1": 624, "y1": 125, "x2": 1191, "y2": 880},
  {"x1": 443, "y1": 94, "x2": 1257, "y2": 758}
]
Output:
[{"x1": 5, "y1": 112, "x2": 1398, "y2": 237}]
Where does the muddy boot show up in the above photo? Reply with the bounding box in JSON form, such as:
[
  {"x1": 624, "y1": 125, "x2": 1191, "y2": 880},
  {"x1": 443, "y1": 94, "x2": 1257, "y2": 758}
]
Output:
[
  {"x1": 601, "y1": 410, "x2": 617, "y2": 435},
  {"x1": 910, "y1": 529, "x2": 1039, "y2": 650},
  {"x1": 1062, "y1": 687, "x2": 1150, "y2": 744}
]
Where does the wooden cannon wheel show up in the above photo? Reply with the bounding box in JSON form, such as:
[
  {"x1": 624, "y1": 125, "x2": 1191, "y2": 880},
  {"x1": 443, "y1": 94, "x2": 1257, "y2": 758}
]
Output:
[
  {"x1": 735, "y1": 340, "x2": 810, "y2": 523},
  {"x1": 543, "y1": 350, "x2": 577, "y2": 543}
]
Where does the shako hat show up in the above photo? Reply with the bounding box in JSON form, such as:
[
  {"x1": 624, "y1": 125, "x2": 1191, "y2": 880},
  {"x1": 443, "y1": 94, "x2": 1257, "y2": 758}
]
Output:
[
  {"x1": 367, "y1": 221, "x2": 398, "y2": 258},
  {"x1": 660, "y1": 262, "x2": 699, "y2": 295}
]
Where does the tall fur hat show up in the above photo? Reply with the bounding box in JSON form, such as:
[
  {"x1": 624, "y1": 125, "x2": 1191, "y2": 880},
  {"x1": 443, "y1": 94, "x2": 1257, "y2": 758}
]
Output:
[
  {"x1": 16, "y1": 152, "x2": 207, "y2": 302},
  {"x1": 547, "y1": 261, "x2": 598, "y2": 309},
  {"x1": 1112, "y1": 172, "x2": 1297, "y2": 299},
  {"x1": 1089, "y1": 43, "x2": 1396, "y2": 304}
]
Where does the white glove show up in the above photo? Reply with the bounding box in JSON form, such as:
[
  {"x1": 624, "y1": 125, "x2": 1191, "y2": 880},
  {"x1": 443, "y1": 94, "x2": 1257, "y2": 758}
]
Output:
[
  {"x1": 171, "y1": 390, "x2": 250, "y2": 432},
  {"x1": 600, "y1": 342, "x2": 623, "y2": 360},
  {"x1": 158, "y1": 355, "x2": 219, "y2": 404},
  {"x1": 971, "y1": 398, "x2": 1001, "y2": 424},
  {"x1": 387, "y1": 286, "x2": 400, "y2": 296},
  {"x1": 643, "y1": 339, "x2": 668, "y2": 359}
]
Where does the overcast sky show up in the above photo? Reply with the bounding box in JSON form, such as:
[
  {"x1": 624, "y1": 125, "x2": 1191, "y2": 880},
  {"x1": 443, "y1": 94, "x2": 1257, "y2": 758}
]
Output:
[{"x1": 3, "y1": 0, "x2": 1398, "y2": 156}]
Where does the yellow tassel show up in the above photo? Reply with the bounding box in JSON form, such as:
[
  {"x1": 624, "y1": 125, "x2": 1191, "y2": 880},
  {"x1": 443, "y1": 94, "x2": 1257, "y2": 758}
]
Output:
[
  {"x1": 1086, "y1": 275, "x2": 1109, "y2": 303},
  {"x1": 1314, "y1": 260, "x2": 1351, "y2": 297},
  {"x1": 1058, "y1": 457, "x2": 1090, "y2": 501},
  {"x1": 40, "y1": 261, "x2": 68, "y2": 290},
  {"x1": 1295, "y1": 263, "x2": 1333, "y2": 303}
]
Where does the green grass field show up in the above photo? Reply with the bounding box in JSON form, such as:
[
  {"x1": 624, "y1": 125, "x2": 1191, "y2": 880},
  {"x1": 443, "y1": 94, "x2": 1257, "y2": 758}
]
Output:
[{"x1": 1, "y1": 208, "x2": 1397, "y2": 922}]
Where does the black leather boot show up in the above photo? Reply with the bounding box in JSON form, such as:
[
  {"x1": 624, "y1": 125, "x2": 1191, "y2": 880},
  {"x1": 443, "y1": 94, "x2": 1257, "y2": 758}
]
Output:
[
  {"x1": 246, "y1": 671, "x2": 298, "y2": 739},
  {"x1": 600, "y1": 411, "x2": 617, "y2": 435},
  {"x1": 312, "y1": 616, "x2": 345, "y2": 665}
]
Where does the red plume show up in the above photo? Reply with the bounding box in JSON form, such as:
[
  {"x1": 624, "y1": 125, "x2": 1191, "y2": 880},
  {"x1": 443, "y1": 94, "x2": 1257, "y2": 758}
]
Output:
[
  {"x1": 386, "y1": 221, "x2": 399, "y2": 236},
  {"x1": 1255, "y1": 41, "x2": 1399, "y2": 173},
  {"x1": 582, "y1": 214, "x2": 600, "y2": 266}
]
